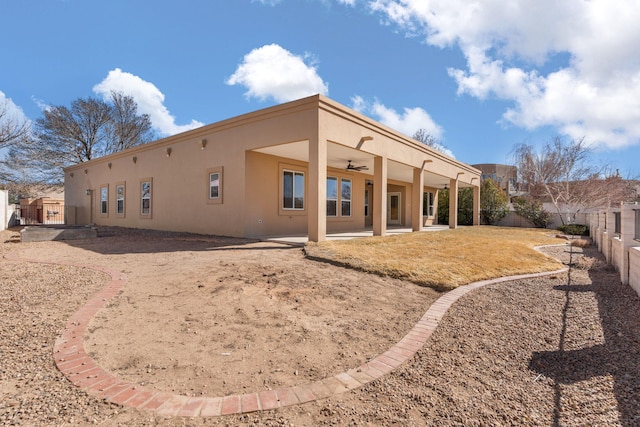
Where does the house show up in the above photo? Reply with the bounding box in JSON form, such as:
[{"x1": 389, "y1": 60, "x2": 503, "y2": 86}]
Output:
[
  {"x1": 17, "y1": 187, "x2": 67, "y2": 225},
  {"x1": 64, "y1": 95, "x2": 481, "y2": 242},
  {"x1": 472, "y1": 163, "x2": 520, "y2": 196}
]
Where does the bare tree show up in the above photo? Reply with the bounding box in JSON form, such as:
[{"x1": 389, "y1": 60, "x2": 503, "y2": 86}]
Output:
[
  {"x1": 0, "y1": 98, "x2": 30, "y2": 148},
  {"x1": 513, "y1": 136, "x2": 636, "y2": 224},
  {"x1": 107, "y1": 91, "x2": 154, "y2": 153},
  {"x1": 2, "y1": 93, "x2": 154, "y2": 187},
  {"x1": 413, "y1": 129, "x2": 450, "y2": 155}
]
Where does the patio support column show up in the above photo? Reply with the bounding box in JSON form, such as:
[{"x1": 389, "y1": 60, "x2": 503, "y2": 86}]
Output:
[
  {"x1": 412, "y1": 167, "x2": 424, "y2": 232},
  {"x1": 308, "y1": 135, "x2": 327, "y2": 242},
  {"x1": 448, "y1": 177, "x2": 459, "y2": 229},
  {"x1": 473, "y1": 183, "x2": 480, "y2": 225},
  {"x1": 373, "y1": 155, "x2": 387, "y2": 236}
]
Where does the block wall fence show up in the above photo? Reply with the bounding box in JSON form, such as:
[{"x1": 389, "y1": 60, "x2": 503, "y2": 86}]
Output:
[{"x1": 587, "y1": 203, "x2": 640, "y2": 295}]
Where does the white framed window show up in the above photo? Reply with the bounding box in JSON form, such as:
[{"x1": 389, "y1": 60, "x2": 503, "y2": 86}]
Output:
[
  {"x1": 327, "y1": 177, "x2": 351, "y2": 217},
  {"x1": 423, "y1": 192, "x2": 435, "y2": 216},
  {"x1": 206, "y1": 166, "x2": 223, "y2": 205},
  {"x1": 140, "y1": 179, "x2": 152, "y2": 217},
  {"x1": 341, "y1": 178, "x2": 351, "y2": 217},
  {"x1": 327, "y1": 177, "x2": 338, "y2": 216},
  {"x1": 210, "y1": 172, "x2": 220, "y2": 199},
  {"x1": 100, "y1": 185, "x2": 108, "y2": 216},
  {"x1": 115, "y1": 183, "x2": 125, "y2": 216},
  {"x1": 283, "y1": 170, "x2": 304, "y2": 210}
]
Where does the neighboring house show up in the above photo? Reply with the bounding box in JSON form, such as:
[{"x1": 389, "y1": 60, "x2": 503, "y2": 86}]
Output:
[
  {"x1": 64, "y1": 95, "x2": 481, "y2": 242},
  {"x1": 17, "y1": 188, "x2": 68, "y2": 225},
  {"x1": 472, "y1": 163, "x2": 522, "y2": 197}
]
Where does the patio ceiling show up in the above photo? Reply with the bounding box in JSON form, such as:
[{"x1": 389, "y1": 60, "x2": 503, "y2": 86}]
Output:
[{"x1": 253, "y1": 140, "x2": 457, "y2": 189}]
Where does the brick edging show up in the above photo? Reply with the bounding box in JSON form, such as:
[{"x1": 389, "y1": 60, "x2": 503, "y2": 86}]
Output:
[{"x1": 5, "y1": 248, "x2": 568, "y2": 418}]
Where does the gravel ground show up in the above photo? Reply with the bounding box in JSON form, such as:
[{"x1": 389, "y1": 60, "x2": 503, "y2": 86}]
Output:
[{"x1": 1, "y1": 228, "x2": 639, "y2": 426}]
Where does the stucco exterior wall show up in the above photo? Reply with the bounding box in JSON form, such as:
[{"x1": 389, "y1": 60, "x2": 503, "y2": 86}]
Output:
[
  {"x1": 64, "y1": 95, "x2": 481, "y2": 240},
  {"x1": 0, "y1": 190, "x2": 7, "y2": 230}
]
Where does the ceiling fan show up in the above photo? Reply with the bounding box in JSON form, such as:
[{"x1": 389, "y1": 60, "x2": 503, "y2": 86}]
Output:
[{"x1": 346, "y1": 160, "x2": 369, "y2": 171}]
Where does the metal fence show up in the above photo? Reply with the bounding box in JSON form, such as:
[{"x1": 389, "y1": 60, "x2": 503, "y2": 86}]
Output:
[{"x1": 15, "y1": 204, "x2": 68, "y2": 225}]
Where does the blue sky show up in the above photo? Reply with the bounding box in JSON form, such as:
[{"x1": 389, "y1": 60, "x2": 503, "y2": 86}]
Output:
[{"x1": 2, "y1": 0, "x2": 639, "y2": 176}]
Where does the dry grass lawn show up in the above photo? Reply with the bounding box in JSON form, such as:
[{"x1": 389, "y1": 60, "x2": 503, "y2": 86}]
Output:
[{"x1": 305, "y1": 226, "x2": 566, "y2": 290}]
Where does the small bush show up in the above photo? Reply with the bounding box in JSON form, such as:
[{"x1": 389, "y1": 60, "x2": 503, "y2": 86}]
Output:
[
  {"x1": 557, "y1": 224, "x2": 589, "y2": 236},
  {"x1": 571, "y1": 238, "x2": 591, "y2": 248}
]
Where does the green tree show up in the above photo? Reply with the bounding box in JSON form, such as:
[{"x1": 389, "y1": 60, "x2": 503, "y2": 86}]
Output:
[
  {"x1": 480, "y1": 178, "x2": 509, "y2": 225},
  {"x1": 437, "y1": 187, "x2": 474, "y2": 226},
  {"x1": 512, "y1": 196, "x2": 553, "y2": 228}
]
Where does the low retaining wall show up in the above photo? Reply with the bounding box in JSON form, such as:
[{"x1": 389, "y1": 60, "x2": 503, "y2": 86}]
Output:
[
  {"x1": 587, "y1": 203, "x2": 640, "y2": 294},
  {"x1": 630, "y1": 248, "x2": 640, "y2": 296},
  {"x1": 21, "y1": 226, "x2": 97, "y2": 242}
]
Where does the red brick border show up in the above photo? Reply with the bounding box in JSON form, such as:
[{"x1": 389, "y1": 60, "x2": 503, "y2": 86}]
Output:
[{"x1": 6, "y1": 247, "x2": 568, "y2": 418}]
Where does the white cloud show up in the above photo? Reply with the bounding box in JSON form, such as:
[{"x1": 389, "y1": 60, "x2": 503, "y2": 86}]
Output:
[
  {"x1": 252, "y1": 0, "x2": 282, "y2": 5},
  {"x1": 367, "y1": 0, "x2": 640, "y2": 149},
  {"x1": 226, "y1": 44, "x2": 329, "y2": 103},
  {"x1": 351, "y1": 96, "x2": 451, "y2": 156},
  {"x1": 93, "y1": 68, "x2": 203, "y2": 137},
  {"x1": 337, "y1": 0, "x2": 357, "y2": 6},
  {"x1": 0, "y1": 91, "x2": 30, "y2": 126}
]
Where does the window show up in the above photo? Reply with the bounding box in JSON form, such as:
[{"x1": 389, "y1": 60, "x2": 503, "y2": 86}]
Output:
[
  {"x1": 283, "y1": 170, "x2": 304, "y2": 210},
  {"x1": 210, "y1": 172, "x2": 220, "y2": 199},
  {"x1": 635, "y1": 210, "x2": 640, "y2": 241},
  {"x1": 327, "y1": 177, "x2": 338, "y2": 216},
  {"x1": 326, "y1": 177, "x2": 351, "y2": 217},
  {"x1": 341, "y1": 179, "x2": 351, "y2": 217},
  {"x1": 116, "y1": 183, "x2": 125, "y2": 215},
  {"x1": 614, "y1": 211, "x2": 621, "y2": 234},
  {"x1": 206, "y1": 167, "x2": 223, "y2": 205},
  {"x1": 100, "y1": 186, "x2": 108, "y2": 215},
  {"x1": 140, "y1": 179, "x2": 152, "y2": 216},
  {"x1": 364, "y1": 188, "x2": 370, "y2": 217},
  {"x1": 423, "y1": 192, "x2": 435, "y2": 216}
]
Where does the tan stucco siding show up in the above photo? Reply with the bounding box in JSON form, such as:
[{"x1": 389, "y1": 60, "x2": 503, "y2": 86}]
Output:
[{"x1": 64, "y1": 95, "x2": 480, "y2": 239}]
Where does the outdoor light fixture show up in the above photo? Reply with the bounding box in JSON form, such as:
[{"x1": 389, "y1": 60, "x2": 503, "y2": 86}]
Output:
[
  {"x1": 85, "y1": 189, "x2": 92, "y2": 195},
  {"x1": 166, "y1": 147, "x2": 172, "y2": 157},
  {"x1": 70, "y1": 172, "x2": 74, "y2": 178},
  {"x1": 201, "y1": 139, "x2": 207, "y2": 150},
  {"x1": 84, "y1": 169, "x2": 88, "y2": 174},
  {"x1": 107, "y1": 162, "x2": 112, "y2": 169},
  {"x1": 132, "y1": 156, "x2": 137, "y2": 164}
]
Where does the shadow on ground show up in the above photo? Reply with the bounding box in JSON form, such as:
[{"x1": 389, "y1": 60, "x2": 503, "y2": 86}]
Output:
[{"x1": 529, "y1": 244, "x2": 640, "y2": 427}]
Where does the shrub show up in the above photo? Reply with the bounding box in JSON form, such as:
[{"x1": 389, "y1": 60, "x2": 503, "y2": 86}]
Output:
[
  {"x1": 557, "y1": 224, "x2": 589, "y2": 236},
  {"x1": 571, "y1": 238, "x2": 591, "y2": 248},
  {"x1": 512, "y1": 196, "x2": 553, "y2": 228}
]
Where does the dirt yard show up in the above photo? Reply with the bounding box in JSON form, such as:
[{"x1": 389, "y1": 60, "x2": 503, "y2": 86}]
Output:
[{"x1": 2, "y1": 226, "x2": 639, "y2": 426}]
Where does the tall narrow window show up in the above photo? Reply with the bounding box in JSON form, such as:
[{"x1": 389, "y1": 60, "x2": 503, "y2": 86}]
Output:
[
  {"x1": 341, "y1": 179, "x2": 351, "y2": 217},
  {"x1": 141, "y1": 180, "x2": 152, "y2": 216},
  {"x1": 100, "y1": 186, "x2": 108, "y2": 215},
  {"x1": 283, "y1": 170, "x2": 304, "y2": 210},
  {"x1": 327, "y1": 177, "x2": 338, "y2": 216},
  {"x1": 614, "y1": 211, "x2": 621, "y2": 234},
  {"x1": 635, "y1": 210, "x2": 640, "y2": 241},
  {"x1": 364, "y1": 188, "x2": 370, "y2": 217},
  {"x1": 423, "y1": 192, "x2": 434, "y2": 216},
  {"x1": 206, "y1": 167, "x2": 223, "y2": 205},
  {"x1": 209, "y1": 172, "x2": 220, "y2": 199},
  {"x1": 116, "y1": 184, "x2": 125, "y2": 215}
]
